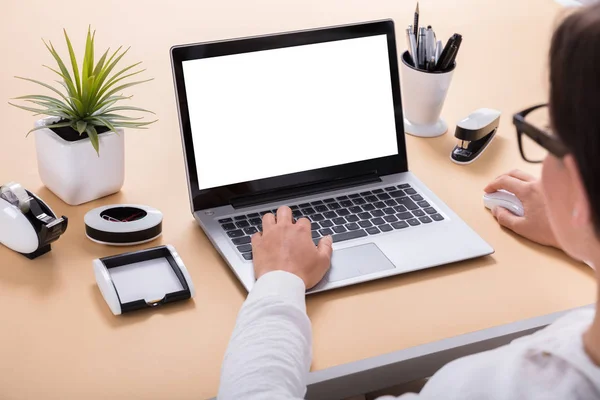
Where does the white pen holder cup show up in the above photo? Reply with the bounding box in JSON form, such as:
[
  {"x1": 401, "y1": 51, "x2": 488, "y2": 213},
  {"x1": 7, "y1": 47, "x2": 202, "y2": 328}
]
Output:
[{"x1": 400, "y1": 51, "x2": 456, "y2": 138}]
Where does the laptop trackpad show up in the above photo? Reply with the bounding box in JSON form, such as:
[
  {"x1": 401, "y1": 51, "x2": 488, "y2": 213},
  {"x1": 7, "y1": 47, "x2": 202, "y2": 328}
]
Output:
[{"x1": 326, "y1": 243, "x2": 395, "y2": 283}]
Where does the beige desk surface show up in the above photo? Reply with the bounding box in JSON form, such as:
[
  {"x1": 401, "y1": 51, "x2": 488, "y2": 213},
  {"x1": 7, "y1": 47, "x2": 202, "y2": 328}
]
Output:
[{"x1": 0, "y1": 0, "x2": 595, "y2": 399}]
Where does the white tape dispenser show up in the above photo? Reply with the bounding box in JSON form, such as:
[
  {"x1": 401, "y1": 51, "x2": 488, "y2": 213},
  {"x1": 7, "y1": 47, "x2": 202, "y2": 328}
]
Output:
[{"x1": 0, "y1": 182, "x2": 68, "y2": 259}]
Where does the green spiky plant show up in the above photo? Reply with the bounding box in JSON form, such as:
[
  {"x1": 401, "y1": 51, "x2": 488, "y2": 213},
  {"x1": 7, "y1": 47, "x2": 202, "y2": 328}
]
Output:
[{"x1": 9, "y1": 27, "x2": 156, "y2": 155}]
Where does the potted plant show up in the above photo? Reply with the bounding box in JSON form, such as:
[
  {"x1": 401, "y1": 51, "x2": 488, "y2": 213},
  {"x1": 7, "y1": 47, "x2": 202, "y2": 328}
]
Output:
[{"x1": 9, "y1": 27, "x2": 156, "y2": 206}]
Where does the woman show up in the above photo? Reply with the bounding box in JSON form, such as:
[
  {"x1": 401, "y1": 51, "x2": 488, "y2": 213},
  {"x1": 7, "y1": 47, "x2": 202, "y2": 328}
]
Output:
[{"x1": 218, "y1": 4, "x2": 600, "y2": 399}]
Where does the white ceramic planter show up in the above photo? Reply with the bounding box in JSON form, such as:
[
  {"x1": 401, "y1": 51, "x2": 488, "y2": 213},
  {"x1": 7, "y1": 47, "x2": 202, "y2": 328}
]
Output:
[{"x1": 34, "y1": 117, "x2": 125, "y2": 206}]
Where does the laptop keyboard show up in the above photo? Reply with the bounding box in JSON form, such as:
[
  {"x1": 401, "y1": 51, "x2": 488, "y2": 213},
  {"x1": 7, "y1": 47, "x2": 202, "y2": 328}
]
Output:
[{"x1": 218, "y1": 184, "x2": 444, "y2": 261}]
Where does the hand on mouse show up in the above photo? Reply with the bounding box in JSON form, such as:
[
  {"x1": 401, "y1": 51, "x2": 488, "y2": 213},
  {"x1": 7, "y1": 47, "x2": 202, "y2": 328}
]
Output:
[
  {"x1": 484, "y1": 169, "x2": 560, "y2": 249},
  {"x1": 252, "y1": 206, "x2": 333, "y2": 289}
]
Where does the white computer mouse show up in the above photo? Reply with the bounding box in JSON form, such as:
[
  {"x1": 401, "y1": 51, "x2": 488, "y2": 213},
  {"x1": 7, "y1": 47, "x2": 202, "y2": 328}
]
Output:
[{"x1": 483, "y1": 190, "x2": 525, "y2": 217}]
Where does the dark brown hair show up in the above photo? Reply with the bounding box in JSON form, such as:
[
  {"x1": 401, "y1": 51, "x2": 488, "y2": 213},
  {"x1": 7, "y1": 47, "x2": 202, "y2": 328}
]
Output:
[{"x1": 550, "y1": 3, "x2": 600, "y2": 233}]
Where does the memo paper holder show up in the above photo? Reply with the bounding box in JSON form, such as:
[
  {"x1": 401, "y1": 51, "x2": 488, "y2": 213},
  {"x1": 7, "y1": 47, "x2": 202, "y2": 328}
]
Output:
[{"x1": 93, "y1": 245, "x2": 195, "y2": 315}]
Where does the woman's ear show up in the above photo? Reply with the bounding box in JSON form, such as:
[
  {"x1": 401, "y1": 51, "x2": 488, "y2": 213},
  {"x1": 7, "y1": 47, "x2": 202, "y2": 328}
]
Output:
[{"x1": 564, "y1": 155, "x2": 592, "y2": 228}]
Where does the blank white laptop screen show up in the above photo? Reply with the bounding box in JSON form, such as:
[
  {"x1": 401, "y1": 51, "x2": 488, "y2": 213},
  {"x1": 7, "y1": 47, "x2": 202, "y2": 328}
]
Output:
[{"x1": 182, "y1": 34, "x2": 399, "y2": 190}]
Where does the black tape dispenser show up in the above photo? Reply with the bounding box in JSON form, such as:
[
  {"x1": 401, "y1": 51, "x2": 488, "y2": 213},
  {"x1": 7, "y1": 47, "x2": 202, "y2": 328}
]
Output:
[
  {"x1": 0, "y1": 182, "x2": 68, "y2": 259},
  {"x1": 451, "y1": 108, "x2": 501, "y2": 165}
]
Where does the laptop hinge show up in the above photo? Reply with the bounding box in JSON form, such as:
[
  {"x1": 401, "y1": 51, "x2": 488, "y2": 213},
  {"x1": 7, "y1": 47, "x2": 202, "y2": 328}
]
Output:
[{"x1": 231, "y1": 172, "x2": 381, "y2": 209}]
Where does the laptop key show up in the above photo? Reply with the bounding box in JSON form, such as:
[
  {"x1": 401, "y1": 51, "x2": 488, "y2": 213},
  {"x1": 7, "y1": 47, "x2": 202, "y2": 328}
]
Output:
[
  {"x1": 424, "y1": 207, "x2": 437, "y2": 215},
  {"x1": 259, "y1": 210, "x2": 270, "y2": 216},
  {"x1": 417, "y1": 200, "x2": 430, "y2": 208},
  {"x1": 332, "y1": 217, "x2": 346, "y2": 225},
  {"x1": 332, "y1": 225, "x2": 347, "y2": 234},
  {"x1": 222, "y1": 223, "x2": 236, "y2": 231},
  {"x1": 371, "y1": 217, "x2": 385, "y2": 225},
  {"x1": 237, "y1": 244, "x2": 252, "y2": 253},
  {"x1": 315, "y1": 205, "x2": 329, "y2": 212},
  {"x1": 389, "y1": 190, "x2": 405, "y2": 198},
  {"x1": 366, "y1": 227, "x2": 380, "y2": 235},
  {"x1": 392, "y1": 221, "x2": 409, "y2": 229},
  {"x1": 244, "y1": 227, "x2": 258, "y2": 235},
  {"x1": 398, "y1": 212, "x2": 413, "y2": 220},
  {"x1": 412, "y1": 195, "x2": 424, "y2": 201},
  {"x1": 232, "y1": 236, "x2": 251, "y2": 245},
  {"x1": 362, "y1": 204, "x2": 375, "y2": 211},
  {"x1": 405, "y1": 188, "x2": 417, "y2": 195},
  {"x1": 218, "y1": 218, "x2": 233, "y2": 223},
  {"x1": 383, "y1": 207, "x2": 395, "y2": 215},
  {"x1": 242, "y1": 252, "x2": 253, "y2": 261},
  {"x1": 331, "y1": 229, "x2": 368, "y2": 242},
  {"x1": 359, "y1": 191, "x2": 372, "y2": 196},
  {"x1": 234, "y1": 215, "x2": 247, "y2": 220},
  {"x1": 312, "y1": 230, "x2": 320, "y2": 238},
  {"x1": 413, "y1": 210, "x2": 425, "y2": 217},
  {"x1": 324, "y1": 198, "x2": 336, "y2": 203},
  {"x1": 358, "y1": 212, "x2": 371, "y2": 220},
  {"x1": 302, "y1": 207, "x2": 316, "y2": 215},
  {"x1": 336, "y1": 196, "x2": 349, "y2": 201},
  {"x1": 345, "y1": 222, "x2": 360, "y2": 230},
  {"x1": 346, "y1": 215, "x2": 359, "y2": 222},
  {"x1": 320, "y1": 220, "x2": 334, "y2": 228},
  {"x1": 249, "y1": 218, "x2": 262, "y2": 226},
  {"x1": 227, "y1": 229, "x2": 245, "y2": 238},
  {"x1": 385, "y1": 199, "x2": 397, "y2": 206},
  {"x1": 247, "y1": 213, "x2": 259, "y2": 218},
  {"x1": 337, "y1": 209, "x2": 350, "y2": 216},
  {"x1": 397, "y1": 197, "x2": 419, "y2": 210},
  {"x1": 312, "y1": 213, "x2": 325, "y2": 221},
  {"x1": 320, "y1": 228, "x2": 334, "y2": 236},
  {"x1": 420, "y1": 216, "x2": 433, "y2": 224},
  {"x1": 349, "y1": 193, "x2": 361, "y2": 199},
  {"x1": 352, "y1": 198, "x2": 366, "y2": 205},
  {"x1": 384, "y1": 186, "x2": 396, "y2": 191},
  {"x1": 290, "y1": 205, "x2": 299, "y2": 210},
  {"x1": 299, "y1": 203, "x2": 311, "y2": 208},
  {"x1": 372, "y1": 189, "x2": 384, "y2": 194},
  {"x1": 384, "y1": 215, "x2": 398, "y2": 223},
  {"x1": 349, "y1": 206, "x2": 362, "y2": 213},
  {"x1": 374, "y1": 201, "x2": 386, "y2": 209},
  {"x1": 431, "y1": 214, "x2": 445, "y2": 221},
  {"x1": 371, "y1": 210, "x2": 384, "y2": 217},
  {"x1": 377, "y1": 193, "x2": 391, "y2": 200},
  {"x1": 340, "y1": 200, "x2": 353, "y2": 207},
  {"x1": 236, "y1": 220, "x2": 250, "y2": 228},
  {"x1": 398, "y1": 184, "x2": 411, "y2": 189},
  {"x1": 328, "y1": 203, "x2": 342, "y2": 210},
  {"x1": 407, "y1": 218, "x2": 420, "y2": 226},
  {"x1": 394, "y1": 205, "x2": 408, "y2": 213},
  {"x1": 323, "y1": 211, "x2": 337, "y2": 219},
  {"x1": 365, "y1": 195, "x2": 378, "y2": 202},
  {"x1": 311, "y1": 200, "x2": 323, "y2": 205},
  {"x1": 358, "y1": 220, "x2": 373, "y2": 228},
  {"x1": 380, "y1": 224, "x2": 393, "y2": 232},
  {"x1": 311, "y1": 222, "x2": 320, "y2": 230}
]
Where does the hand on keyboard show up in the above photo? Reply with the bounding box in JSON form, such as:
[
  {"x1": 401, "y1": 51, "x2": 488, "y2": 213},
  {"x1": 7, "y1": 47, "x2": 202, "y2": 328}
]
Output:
[{"x1": 252, "y1": 206, "x2": 333, "y2": 289}]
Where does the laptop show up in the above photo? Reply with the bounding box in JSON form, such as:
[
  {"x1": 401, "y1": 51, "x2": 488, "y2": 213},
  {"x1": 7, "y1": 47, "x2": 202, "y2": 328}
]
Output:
[{"x1": 170, "y1": 19, "x2": 494, "y2": 294}]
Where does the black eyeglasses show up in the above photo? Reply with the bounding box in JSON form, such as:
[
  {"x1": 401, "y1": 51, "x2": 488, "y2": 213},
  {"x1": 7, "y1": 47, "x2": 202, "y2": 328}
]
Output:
[{"x1": 513, "y1": 104, "x2": 569, "y2": 163}]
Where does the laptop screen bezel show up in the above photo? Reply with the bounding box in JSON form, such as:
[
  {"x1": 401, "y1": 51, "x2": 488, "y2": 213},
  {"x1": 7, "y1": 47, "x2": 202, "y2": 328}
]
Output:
[{"x1": 170, "y1": 19, "x2": 408, "y2": 212}]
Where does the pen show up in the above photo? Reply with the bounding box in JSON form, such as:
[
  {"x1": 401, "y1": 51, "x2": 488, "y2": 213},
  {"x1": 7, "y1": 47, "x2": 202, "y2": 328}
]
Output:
[
  {"x1": 435, "y1": 40, "x2": 443, "y2": 64},
  {"x1": 413, "y1": 2, "x2": 419, "y2": 39},
  {"x1": 438, "y1": 34, "x2": 462, "y2": 71},
  {"x1": 406, "y1": 26, "x2": 418, "y2": 68},
  {"x1": 417, "y1": 27, "x2": 427, "y2": 70},
  {"x1": 425, "y1": 26, "x2": 436, "y2": 71}
]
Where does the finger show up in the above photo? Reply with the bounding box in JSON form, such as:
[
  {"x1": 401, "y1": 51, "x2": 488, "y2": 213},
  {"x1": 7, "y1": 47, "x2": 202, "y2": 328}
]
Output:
[
  {"x1": 317, "y1": 235, "x2": 334, "y2": 260},
  {"x1": 251, "y1": 231, "x2": 262, "y2": 247},
  {"x1": 276, "y1": 206, "x2": 293, "y2": 225},
  {"x1": 484, "y1": 175, "x2": 527, "y2": 196},
  {"x1": 508, "y1": 169, "x2": 536, "y2": 183},
  {"x1": 262, "y1": 212, "x2": 276, "y2": 230},
  {"x1": 492, "y1": 207, "x2": 521, "y2": 231},
  {"x1": 296, "y1": 217, "x2": 311, "y2": 231}
]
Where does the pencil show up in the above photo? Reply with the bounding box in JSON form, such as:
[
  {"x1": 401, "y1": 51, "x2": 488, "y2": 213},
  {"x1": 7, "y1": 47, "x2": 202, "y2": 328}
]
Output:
[{"x1": 413, "y1": 2, "x2": 419, "y2": 38}]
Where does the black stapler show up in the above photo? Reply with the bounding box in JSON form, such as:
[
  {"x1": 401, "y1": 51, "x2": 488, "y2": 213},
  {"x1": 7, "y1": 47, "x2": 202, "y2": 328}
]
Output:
[{"x1": 451, "y1": 108, "x2": 501, "y2": 165}]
